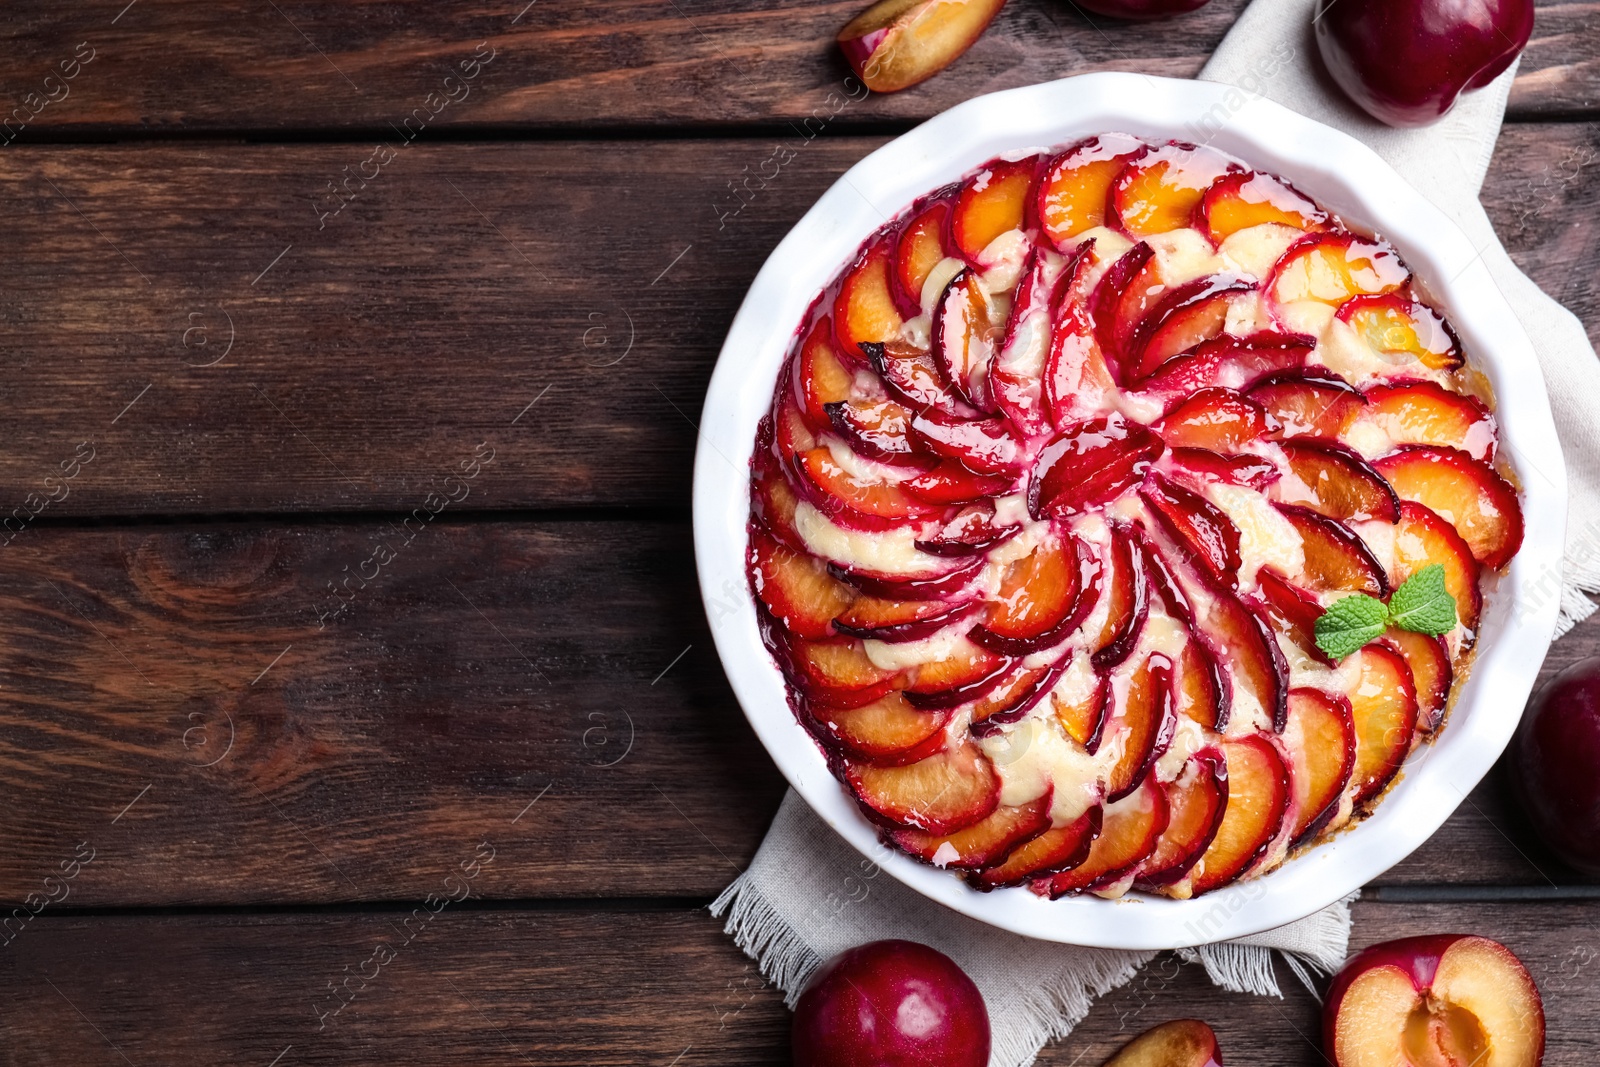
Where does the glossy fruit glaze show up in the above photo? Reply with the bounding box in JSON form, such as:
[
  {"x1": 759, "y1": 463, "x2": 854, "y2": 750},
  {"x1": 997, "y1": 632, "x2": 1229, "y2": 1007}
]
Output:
[{"x1": 745, "y1": 134, "x2": 1524, "y2": 899}]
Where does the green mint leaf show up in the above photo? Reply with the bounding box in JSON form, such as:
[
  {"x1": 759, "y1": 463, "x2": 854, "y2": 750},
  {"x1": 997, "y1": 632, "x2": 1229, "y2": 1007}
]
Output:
[
  {"x1": 1314, "y1": 594, "x2": 1388, "y2": 661},
  {"x1": 1386, "y1": 564, "x2": 1457, "y2": 636}
]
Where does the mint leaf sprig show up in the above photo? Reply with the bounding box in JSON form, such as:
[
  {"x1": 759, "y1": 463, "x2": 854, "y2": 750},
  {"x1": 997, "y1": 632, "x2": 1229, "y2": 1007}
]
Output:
[{"x1": 1313, "y1": 564, "x2": 1457, "y2": 662}]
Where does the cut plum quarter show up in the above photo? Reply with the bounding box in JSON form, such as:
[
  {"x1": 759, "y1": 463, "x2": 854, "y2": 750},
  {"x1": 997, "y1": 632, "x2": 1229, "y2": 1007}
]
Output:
[
  {"x1": 1187, "y1": 735, "x2": 1290, "y2": 895},
  {"x1": 809, "y1": 693, "x2": 951, "y2": 766},
  {"x1": 1134, "y1": 749, "x2": 1228, "y2": 889},
  {"x1": 1140, "y1": 471, "x2": 1243, "y2": 590},
  {"x1": 842, "y1": 741, "x2": 1001, "y2": 834},
  {"x1": 971, "y1": 534, "x2": 1094, "y2": 655},
  {"x1": 994, "y1": 248, "x2": 1070, "y2": 437},
  {"x1": 1254, "y1": 567, "x2": 1334, "y2": 667},
  {"x1": 1169, "y1": 447, "x2": 1278, "y2": 493},
  {"x1": 1053, "y1": 671, "x2": 1111, "y2": 750},
  {"x1": 1174, "y1": 638, "x2": 1227, "y2": 732},
  {"x1": 833, "y1": 595, "x2": 980, "y2": 643},
  {"x1": 1137, "y1": 332, "x2": 1313, "y2": 401},
  {"x1": 829, "y1": 554, "x2": 986, "y2": 602},
  {"x1": 890, "y1": 790, "x2": 1052, "y2": 870},
  {"x1": 1089, "y1": 522, "x2": 1149, "y2": 671},
  {"x1": 1267, "y1": 231, "x2": 1409, "y2": 308},
  {"x1": 1127, "y1": 274, "x2": 1257, "y2": 383},
  {"x1": 1104, "y1": 652, "x2": 1177, "y2": 802},
  {"x1": 750, "y1": 450, "x2": 806, "y2": 549},
  {"x1": 1103, "y1": 1020, "x2": 1226, "y2": 1067},
  {"x1": 1035, "y1": 777, "x2": 1169, "y2": 897},
  {"x1": 914, "y1": 501, "x2": 1020, "y2": 557},
  {"x1": 837, "y1": 0, "x2": 1008, "y2": 94},
  {"x1": 1088, "y1": 241, "x2": 1162, "y2": 379},
  {"x1": 909, "y1": 408, "x2": 1024, "y2": 476},
  {"x1": 1110, "y1": 142, "x2": 1236, "y2": 239},
  {"x1": 952, "y1": 156, "x2": 1039, "y2": 263},
  {"x1": 968, "y1": 804, "x2": 1102, "y2": 890},
  {"x1": 1391, "y1": 500, "x2": 1482, "y2": 635},
  {"x1": 1042, "y1": 261, "x2": 1117, "y2": 428},
  {"x1": 1248, "y1": 370, "x2": 1365, "y2": 439},
  {"x1": 895, "y1": 199, "x2": 953, "y2": 309},
  {"x1": 967, "y1": 658, "x2": 1066, "y2": 734},
  {"x1": 903, "y1": 639, "x2": 1011, "y2": 707},
  {"x1": 1038, "y1": 134, "x2": 1146, "y2": 250},
  {"x1": 749, "y1": 526, "x2": 855, "y2": 639},
  {"x1": 795, "y1": 446, "x2": 943, "y2": 527},
  {"x1": 1153, "y1": 388, "x2": 1276, "y2": 453},
  {"x1": 1198, "y1": 171, "x2": 1329, "y2": 243},
  {"x1": 795, "y1": 316, "x2": 856, "y2": 425},
  {"x1": 901, "y1": 458, "x2": 1015, "y2": 505},
  {"x1": 834, "y1": 238, "x2": 904, "y2": 358},
  {"x1": 1384, "y1": 627, "x2": 1453, "y2": 732},
  {"x1": 1347, "y1": 643, "x2": 1419, "y2": 809},
  {"x1": 933, "y1": 269, "x2": 1000, "y2": 411},
  {"x1": 863, "y1": 339, "x2": 973, "y2": 417},
  {"x1": 826, "y1": 397, "x2": 936, "y2": 468},
  {"x1": 786, "y1": 635, "x2": 902, "y2": 709},
  {"x1": 1030, "y1": 414, "x2": 1165, "y2": 519},
  {"x1": 1270, "y1": 440, "x2": 1401, "y2": 522},
  {"x1": 1336, "y1": 292, "x2": 1462, "y2": 371},
  {"x1": 1274, "y1": 503, "x2": 1389, "y2": 596},
  {"x1": 1282, "y1": 688, "x2": 1356, "y2": 845},
  {"x1": 1351, "y1": 379, "x2": 1495, "y2": 461},
  {"x1": 1373, "y1": 445, "x2": 1523, "y2": 568}
]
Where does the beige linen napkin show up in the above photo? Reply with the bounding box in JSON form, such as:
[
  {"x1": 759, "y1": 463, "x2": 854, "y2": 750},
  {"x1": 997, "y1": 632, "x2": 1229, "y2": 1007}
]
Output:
[{"x1": 715, "y1": 6, "x2": 1593, "y2": 1065}]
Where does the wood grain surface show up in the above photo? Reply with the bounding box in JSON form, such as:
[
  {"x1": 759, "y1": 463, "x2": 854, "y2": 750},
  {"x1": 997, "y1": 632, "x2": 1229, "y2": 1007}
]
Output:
[
  {"x1": 0, "y1": 519, "x2": 1593, "y2": 906},
  {"x1": 0, "y1": 0, "x2": 1593, "y2": 133},
  {"x1": 0, "y1": 124, "x2": 1592, "y2": 517},
  {"x1": 3, "y1": 900, "x2": 1597, "y2": 1065}
]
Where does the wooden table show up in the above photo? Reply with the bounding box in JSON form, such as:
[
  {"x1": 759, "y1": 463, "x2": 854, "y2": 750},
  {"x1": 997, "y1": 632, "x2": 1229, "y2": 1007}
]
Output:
[{"x1": 1, "y1": 3, "x2": 1597, "y2": 1063}]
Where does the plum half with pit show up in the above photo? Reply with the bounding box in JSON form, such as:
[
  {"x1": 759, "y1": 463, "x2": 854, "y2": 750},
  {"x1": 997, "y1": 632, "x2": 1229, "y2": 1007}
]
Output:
[
  {"x1": 1313, "y1": 0, "x2": 1535, "y2": 128},
  {"x1": 792, "y1": 940, "x2": 990, "y2": 1067},
  {"x1": 1511, "y1": 656, "x2": 1600, "y2": 875}
]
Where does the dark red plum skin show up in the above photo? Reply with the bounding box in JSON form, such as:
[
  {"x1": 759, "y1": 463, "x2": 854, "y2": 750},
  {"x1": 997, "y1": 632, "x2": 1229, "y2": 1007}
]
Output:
[
  {"x1": 1511, "y1": 657, "x2": 1600, "y2": 875},
  {"x1": 792, "y1": 940, "x2": 990, "y2": 1067},
  {"x1": 1314, "y1": 0, "x2": 1534, "y2": 127}
]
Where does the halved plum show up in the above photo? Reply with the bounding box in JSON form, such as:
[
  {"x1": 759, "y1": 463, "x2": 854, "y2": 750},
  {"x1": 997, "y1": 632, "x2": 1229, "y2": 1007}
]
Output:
[
  {"x1": 953, "y1": 155, "x2": 1040, "y2": 264},
  {"x1": 1036, "y1": 776, "x2": 1169, "y2": 897},
  {"x1": 750, "y1": 525, "x2": 855, "y2": 639},
  {"x1": 1267, "y1": 231, "x2": 1410, "y2": 309},
  {"x1": 1373, "y1": 446, "x2": 1523, "y2": 568},
  {"x1": 933, "y1": 268, "x2": 1000, "y2": 410},
  {"x1": 843, "y1": 741, "x2": 1001, "y2": 834},
  {"x1": 1030, "y1": 414, "x2": 1165, "y2": 519},
  {"x1": 810, "y1": 692, "x2": 952, "y2": 766},
  {"x1": 1141, "y1": 471, "x2": 1244, "y2": 590},
  {"x1": 1274, "y1": 503, "x2": 1389, "y2": 596},
  {"x1": 1247, "y1": 370, "x2": 1365, "y2": 439},
  {"x1": 1188, "y1": 734, "x2": 1290, "y2": 895},
  {"x1": 826, "y1": 397, "x2": 937, "y2": 469},
  {"x1": 909, "y1": 408, "x2": 1026, "y2": 476},
  {"x1": 1383, "y1": 628, "x2": 1453, "y2": 733},
  {"x1": 895, "y1": 198, "x2": 954, "y2": 310},
  {"x1": 971, "y1": 534, "x2": 1094, "y2": 655},
  {"x1": 1153, "y1": 388, "x2": 1277, "y2": 453},
  {"x1": 1197, "y1": 171, "x2": 1330, "y2": 244},
  {"x1": 1352, "y1": 380, "x2": 1496, "y2": 461},
  {"x1": 1104, "y1": 652, "x2": 1177, "y2": 802},
  {"x1": 1110, "y1": 142, "x2": 1236, "y2": 240},
  {"x1": 1127, "y1": 273, "x2": 1258, "y2": 382},
  {"x1": 968, "y1": 803, "x2": 1102, "y2": 890},
  {"x1": 1347, "y1": 643, "x2": 1419, "y2": 809},
  {"x1": 1271, "y1": 440, "x2": 1402, "y2": 522},
  {"x1": 1038, "y1": 134, "x2": 1146, "y2": 250},
  {"x1": 1282, "y1": 688, "x2": 1357, "y2": 845},
  {"x1": 1391, "y1": 500, "x2": 1482, "y2": 635},
  {"x1": 1336, "y1": 292, "x2": 1462, "y2": 371},
  {"x1": 891, "y1": 789, "x2": 1053, "y2": 870},
  {"x1": 1134, "y1": 749, "x2": 1228, "y2": 889},
  {"x1": 834, "y1": 237, "x2": 905, "y2": 358},
  {"x1": 914, "y1": 501, "x2": 1021, "y2": 557}
]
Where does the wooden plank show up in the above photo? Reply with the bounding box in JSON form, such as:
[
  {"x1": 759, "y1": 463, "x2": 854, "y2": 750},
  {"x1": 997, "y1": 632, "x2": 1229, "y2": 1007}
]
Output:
[
  {"x1": 0, "y1": 0, "x2": 1592, "y2": 134},
  {"x1": 3, "y1": 899, "x2": 1598, "y2": 1064},
  {"x1": 0, "y1": 124, "x2": 1593, "y2": 517},
  {"x1": 0, "y1": 519, "x2": 1594, "y2": 906}
]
